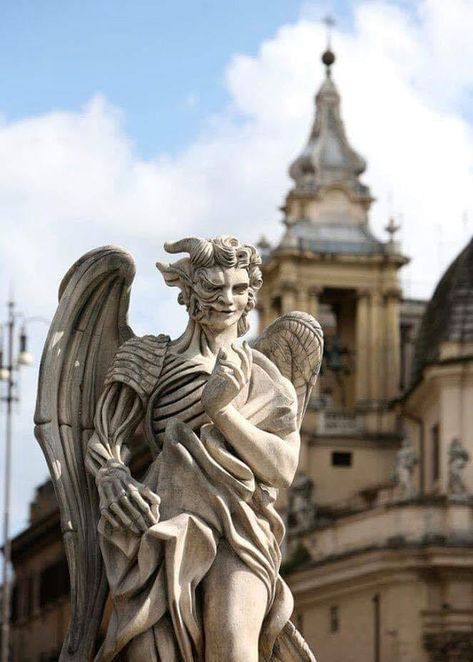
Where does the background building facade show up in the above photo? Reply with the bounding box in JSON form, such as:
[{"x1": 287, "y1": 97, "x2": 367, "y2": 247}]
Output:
[{"x1": 6, "y1": 48, "x2": 473, "y2": 662}]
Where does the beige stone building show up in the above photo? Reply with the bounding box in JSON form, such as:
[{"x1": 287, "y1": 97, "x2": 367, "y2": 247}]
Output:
[
  {"x1": 260, "y1": 48, "x2": 473, "y2": 662},
  {"x1": 5, "y1": 47, "x2": 473, "y2": 662}
]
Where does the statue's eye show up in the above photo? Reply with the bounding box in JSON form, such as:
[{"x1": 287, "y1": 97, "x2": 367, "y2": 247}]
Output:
[
  {"x1": 202, "y1": 282, "x2": 218, "y2": 292},
  {"x1": 233, "y1": 284, "x2": 248, "y2": 294}
]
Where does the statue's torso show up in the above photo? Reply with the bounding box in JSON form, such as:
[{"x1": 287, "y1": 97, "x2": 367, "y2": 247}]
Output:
[{"x1": 146, "y1": 351, "x2": 211, "y2": 450}]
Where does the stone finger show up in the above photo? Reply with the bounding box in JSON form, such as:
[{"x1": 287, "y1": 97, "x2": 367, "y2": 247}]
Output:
[
  {"x1": 101, "y1": 509, "x2": 120, "y2": 529},
  {"x1": 142, "y1": 488, "x2": 161, "y2": 520},
  {"x1": 243, "y1": 340, "x2": 253, "y2": 376},
  {"x1": 142, "y1": 486, "x2": 161, "y2": 505},
  {"x1": 129, "y1": 489, "x2": 156, "y2": 525},
  {"x1": 120, "y1": 495, "x2": 148, "y2": 531},
  {"x1": 110, "y1": 501, "x2": 140, "y2": 535},
  {"x1": 232, "y1": 343, "x2": 250, "y2": 381},
  {"x1": 219, "y1": 367, "x2": 241, "y2": 390},
  {"x1": 101, "y1": 482, "x2": 122, "y2": 509}
]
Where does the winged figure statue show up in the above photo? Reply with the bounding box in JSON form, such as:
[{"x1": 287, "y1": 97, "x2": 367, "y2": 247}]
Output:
[{"x1": 34, "y1": 236, "x2": 323, "y2": 661}]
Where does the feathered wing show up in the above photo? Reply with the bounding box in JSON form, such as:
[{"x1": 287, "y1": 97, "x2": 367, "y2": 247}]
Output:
[
  {"x1": 254, "y1": 311, "x2": 322, "y2": 662},
  {"x1": 34, "y1": 246, "x2": 135, "y2": 662},
  {"x1": 253, "y1": 311, "x2": 323, "y2": 429}
]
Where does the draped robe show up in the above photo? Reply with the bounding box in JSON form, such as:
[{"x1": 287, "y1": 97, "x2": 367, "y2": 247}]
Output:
[{"x1": 91, "y1": 339, "x2": 298, "y2": 661}]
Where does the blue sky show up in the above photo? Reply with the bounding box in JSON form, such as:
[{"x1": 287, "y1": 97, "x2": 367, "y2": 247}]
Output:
[
  {"x1": 1, "y1": 0, "x2": 473, "y2": 535},
  {"x1": 0, "y1": 1, "x2": 358, "y2": 156}
]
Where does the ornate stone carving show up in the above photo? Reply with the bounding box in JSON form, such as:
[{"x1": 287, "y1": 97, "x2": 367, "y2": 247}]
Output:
[
  {"x1": 448, "y1": 438, "x2": 470, "y2": 496},
  {"x1": 424, "y1": 632, "x2": 473, "y2": 662},
  {"x1": 287, "y1": 472, "x2": 316, "y2": 535},
  {"x1": 34, "y1": 236, "x2": 323, "y2": 661},
  {"x1": 393, "y1": 437, "x2": 418, "y2": 499}
]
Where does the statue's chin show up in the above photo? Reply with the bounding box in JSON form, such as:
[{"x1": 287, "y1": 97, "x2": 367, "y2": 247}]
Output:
[{"x1": 199, "y1": 311, "x2": 241, "y2": 333}]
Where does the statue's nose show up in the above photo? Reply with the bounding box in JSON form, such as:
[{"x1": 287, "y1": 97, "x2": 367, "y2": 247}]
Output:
[{"x1": 218, "y1": 288, "x2": 233, "y2": 306}]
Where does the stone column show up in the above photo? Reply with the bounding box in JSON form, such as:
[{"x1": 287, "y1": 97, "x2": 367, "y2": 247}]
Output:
[
  {"x1": 369, "y1": 292, "x2": 383, "y2": 404},
  {"x1": 355, "y1": 289, "x2": 370, "y2": 404},
  {"x1": 281, "y1": 285, "x2": 297, "y2": 314},
  {"x1": 384, "y1": 288, "x2": 401, "y2": 400},
  {"x1": 308, "y1": 286, "x2": 322, "y2": 320},
  {"x1": 296, "y1": 287, "x2": 310, "y2": 313}
]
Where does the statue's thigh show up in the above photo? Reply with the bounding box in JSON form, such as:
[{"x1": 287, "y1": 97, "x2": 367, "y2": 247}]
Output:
[{"x1": 202, "y1": 540, "x2": 268, "y2": 661}]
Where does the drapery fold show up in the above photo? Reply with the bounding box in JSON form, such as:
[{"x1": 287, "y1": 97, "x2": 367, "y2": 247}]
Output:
[{"x1": 95, "y1": 352, "x2": 297, "y2": 662}]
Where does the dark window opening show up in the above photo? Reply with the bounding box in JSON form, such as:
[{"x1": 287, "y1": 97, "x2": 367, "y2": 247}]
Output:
[
  {"x1": 330, "y1": 605, "x2": 339, "y2": 633},
  {"x1": 332, "y1": 451, "x2": 352, "y2": 467},
  {"x1": 39, "y1": 558, "x2": 70, "y2": 607},
  {"x1": 271, "y1": 296, "x2": 282, "y2": 315}
]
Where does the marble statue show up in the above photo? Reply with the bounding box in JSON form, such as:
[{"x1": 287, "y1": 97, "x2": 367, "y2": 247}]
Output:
[
  {"x1": 393, "y1": 437, "x2": 418, "y2": 499},
  {"x1": 448, "y1": 438, "x2": 470, "y2": 496},
  {"x1": 34, "y1": 237, "x2": 323, "y2": 661},
  {"x1": 287, "y1": 473, "x2": 315, "y2": 535}
]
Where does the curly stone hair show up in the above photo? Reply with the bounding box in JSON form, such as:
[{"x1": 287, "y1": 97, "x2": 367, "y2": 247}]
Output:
[{"x1": 156, "y1": 236, "x2": 262, "y2": 336}]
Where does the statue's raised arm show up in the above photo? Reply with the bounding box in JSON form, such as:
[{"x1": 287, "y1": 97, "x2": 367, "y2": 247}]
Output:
[{"x1": 35, "y1": 236, "x2": 322, "y2": 662}]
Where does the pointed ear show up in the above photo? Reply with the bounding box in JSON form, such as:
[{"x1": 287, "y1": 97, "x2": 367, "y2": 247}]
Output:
[{"x1": 156, "y1": 257, "x2": 192, "y2": 290}]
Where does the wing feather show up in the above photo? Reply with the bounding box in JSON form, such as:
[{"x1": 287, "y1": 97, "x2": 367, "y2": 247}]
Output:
[
  {"x1": 253, "y1": 311, "x2": 323, "y2": 429},
  {"x1": 34, "y1": 246, "x2": 135, "y2": 661}
]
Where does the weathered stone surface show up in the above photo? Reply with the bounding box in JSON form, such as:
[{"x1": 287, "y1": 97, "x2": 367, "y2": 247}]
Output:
[
  {"x1": 35, "y1": 236, "x2": 323, "y2": 661},
  {"x1": 448, "y1": 438, "x2": 470, "y2": 496},
  {"x1": 393, "y1": 437, "x2": 418, "y2": 500}
]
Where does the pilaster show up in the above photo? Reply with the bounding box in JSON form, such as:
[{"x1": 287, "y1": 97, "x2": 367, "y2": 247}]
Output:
[
  {"x1": 384, "y1": 288, "x2": 402, "y2": 401},
  {"x1": 356, "y1": 289, "x2": 370, "y2": 404},
  {"x1": 369, "y1": 292, "x2": 383, "y2": 404},
  {"x1": 281, "y1": 285, "x2": 298, "y2": 314},
  {"x1": 308, "y1": 287, "x2": 322, "y2": 320}
]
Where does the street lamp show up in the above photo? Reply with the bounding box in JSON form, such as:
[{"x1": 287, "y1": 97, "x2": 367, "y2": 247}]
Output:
[{"x1": 0, "y1": 300, "x2": 38, "y2": 662}]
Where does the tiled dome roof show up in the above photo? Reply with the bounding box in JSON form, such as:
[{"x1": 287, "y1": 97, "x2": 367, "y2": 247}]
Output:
[{"x1": 411, "y1": 237, "x2": 473, "y2": 384}]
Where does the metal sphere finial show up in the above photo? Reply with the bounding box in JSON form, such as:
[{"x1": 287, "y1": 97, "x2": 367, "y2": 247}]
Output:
[
  {"x1": 322, "y1": 15, "x2": 336, "y2": 74},
  {"x1": 322, "y1": 49, "x2": 335, "y2": 68}
]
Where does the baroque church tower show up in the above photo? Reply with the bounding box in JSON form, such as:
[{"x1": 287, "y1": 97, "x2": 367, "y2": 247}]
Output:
[
  {"x1": 258, "y1": 47, "x2": 409, "y2": 505},
  {"x1": 262, "y1": 44, "x2": 473, "y2": 662}
]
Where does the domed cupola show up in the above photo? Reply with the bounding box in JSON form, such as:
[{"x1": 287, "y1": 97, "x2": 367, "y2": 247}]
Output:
[
  {"x1": 288, "y1": 48, "x2": 369, "y2": 200},
  {"x1": 411, "y1": 237, "x2": 473, "y2": 385}
]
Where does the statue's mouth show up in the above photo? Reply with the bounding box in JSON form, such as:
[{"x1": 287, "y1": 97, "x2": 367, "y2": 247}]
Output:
[{"x1": 213, "y1": 308, "x2": 236, "y2": 315}]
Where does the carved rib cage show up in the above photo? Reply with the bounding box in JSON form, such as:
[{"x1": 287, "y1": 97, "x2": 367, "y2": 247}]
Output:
[
  {"x1": 34, "y1": 246, "x2": 135, "y2": 661},
  {"x1": 254, "y1": 311, "x2": 324, "y2": 428}
]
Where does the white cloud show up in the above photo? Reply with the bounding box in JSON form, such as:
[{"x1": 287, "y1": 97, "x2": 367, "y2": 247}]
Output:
[{"x1": 1, "y1": 0, "x2": 473, "y2": 534}]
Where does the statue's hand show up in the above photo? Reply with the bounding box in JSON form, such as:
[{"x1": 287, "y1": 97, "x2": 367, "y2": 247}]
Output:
[
  {"x1": 202, "y1": 341, "x2": 252, "y2": 418},
  {"x1": 96, "y1": 461, "x2": 160, "y2": 535}
]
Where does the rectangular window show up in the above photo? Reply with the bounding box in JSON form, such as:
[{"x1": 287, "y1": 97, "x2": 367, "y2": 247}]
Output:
[
  {"x1": 432, "y1": 424, "x2": 440, "y2": 482},
  {"x1": 39, "y1": 558, "x2": 70, "y2": 607},
  {"x1": 330, "y1": 605, "x2": 339, "y2": 633},
  {"x1": 332, "y1": 451, "x2": 352, "y2": 467}
]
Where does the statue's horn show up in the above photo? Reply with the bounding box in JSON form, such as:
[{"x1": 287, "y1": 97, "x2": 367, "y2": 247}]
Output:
[{"x1": 164, "y1": 237, "x2": 214, "y2": 267}]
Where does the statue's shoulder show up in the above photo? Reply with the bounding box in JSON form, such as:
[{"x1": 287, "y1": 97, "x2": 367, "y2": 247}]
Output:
[{"x1": 104, "y1": 333, "x2": 170, "y2": 402}]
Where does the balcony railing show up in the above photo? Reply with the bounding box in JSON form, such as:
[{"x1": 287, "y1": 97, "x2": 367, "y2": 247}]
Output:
[{"x1": 316, "y1": 409, "x2": 360, "y2": 435}]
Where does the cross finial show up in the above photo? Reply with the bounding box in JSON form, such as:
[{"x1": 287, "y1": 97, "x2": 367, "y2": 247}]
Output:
[
  {"x1": 321, "y1": 16, "x2": 336, "y2": 74},
  {"x1": 385, "y1": 216, "x2": 400, "y2": 242},
  {"x1": 323, "y1": 15, "x2": 335, "y2": 49}
]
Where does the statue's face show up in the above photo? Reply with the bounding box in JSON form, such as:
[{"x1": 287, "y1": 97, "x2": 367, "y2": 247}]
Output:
[{"x1": 193, "y1": 265, "x2": 250, "y2": 331}]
